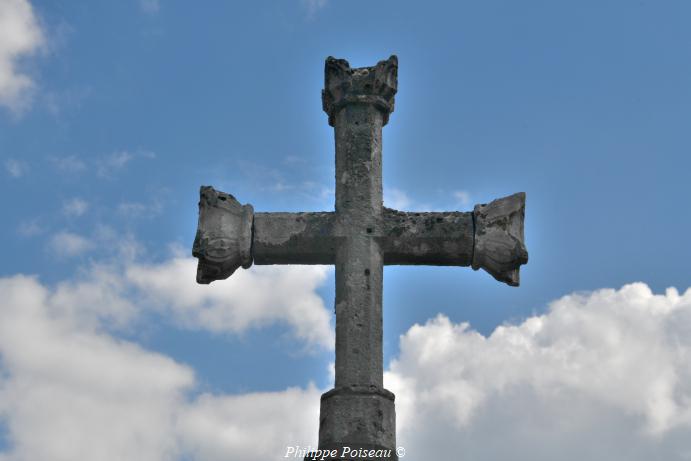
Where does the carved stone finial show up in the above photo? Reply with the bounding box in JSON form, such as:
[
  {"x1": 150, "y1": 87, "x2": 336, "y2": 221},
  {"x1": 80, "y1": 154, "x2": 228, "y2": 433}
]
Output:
[
  {"x1": 192, "y1": 186, "x2": 254, "y2": 284},
  {"x1": 322, "y1": 55, "x2": 398, "y2": 126},
  {"x1": 472, "y1": 192, "x2": 529, "y2": 286}
]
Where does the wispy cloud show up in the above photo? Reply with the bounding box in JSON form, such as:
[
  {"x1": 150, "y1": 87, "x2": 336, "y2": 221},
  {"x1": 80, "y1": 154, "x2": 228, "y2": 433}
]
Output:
[
  {"x1": 48, "y1": 231, "x2": 94, "y2": 257},
  {"x1": 116, "y1": 185, "x2": 167, "y2": 219},
  {"x1": 62, "y1": 198, "x2": 89, "y2": 217},
  {"x1": 51, "y1": 150, "x2": 152, "y2": 177},
  {"x1": 97, "y1": 151, "x2": 134, "y2": 177},
  {"x1": 51, "y1": 155, "x2": 87, "y2": 174},
  {"x1": 453, "y1": 190, "x2": 471, "y2": 207},
  {"x1": 384, "y1": 187, "x2": 475, "y2": 211},
  {"x1": 4, "y1": 158, "x2": 28, "y2": 177},
  {"x1": 43, "y1": 85, "x2": 92, "y2": 117},
  {"x1": 17, "y1": 218, "x2": 43, "y2": 237},
  {"x1": 95, "y1": 150, "x2": 155, "y2": 178},
  {"x1": 0, "y1": 0, "x2": 45, "y2": 113},
  {"x1": 117, "y1": 199, "x2": 163, "y2": 218},
  {"x1": 302, "y1": 0, "x2": 327, "y2": 19},
  {"x1": 93, "y1": 225, "x2": 143, "y2": 262},
  {"x1": 384, "y1": 187, "x2": 412, "y2": 210},
  {"x1": 139, "y1": 0, "x2": 160, "y2": 14},
  {"x1": 282, "y1": 155, "x2": 307, "y2": 165}
]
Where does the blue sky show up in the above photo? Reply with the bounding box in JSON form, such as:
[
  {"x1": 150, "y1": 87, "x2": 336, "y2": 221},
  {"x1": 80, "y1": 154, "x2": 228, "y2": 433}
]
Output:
[{"x1": 1, "y1": 1, "x2": 691, "y2": 460}]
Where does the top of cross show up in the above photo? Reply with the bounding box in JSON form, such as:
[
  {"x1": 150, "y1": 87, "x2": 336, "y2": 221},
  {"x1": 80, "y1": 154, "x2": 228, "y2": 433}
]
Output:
[{"x1": 322, "y1": 55, "x2": 398, "y2": 126}]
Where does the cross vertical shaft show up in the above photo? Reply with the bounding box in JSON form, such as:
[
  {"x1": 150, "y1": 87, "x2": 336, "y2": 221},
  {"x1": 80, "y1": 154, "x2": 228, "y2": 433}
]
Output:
[
  {"x1": 334, "y1": 102, "x2": 384, "y2": 388},
  {"x1": 316, "y1": 56, "x2": 399, "y2": 458}
]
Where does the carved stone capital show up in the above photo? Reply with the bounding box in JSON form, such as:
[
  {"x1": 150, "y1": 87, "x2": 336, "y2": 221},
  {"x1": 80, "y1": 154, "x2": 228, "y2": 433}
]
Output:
[
  {"x1": 192, "y1": 186, "x2": 254, "y2": 284},
  {"x1": 472, "y1": 192, "x2": 529, "y2": 286},
  {"x1": 322, "y1": 55, "x2": 398, "y2": 126}
]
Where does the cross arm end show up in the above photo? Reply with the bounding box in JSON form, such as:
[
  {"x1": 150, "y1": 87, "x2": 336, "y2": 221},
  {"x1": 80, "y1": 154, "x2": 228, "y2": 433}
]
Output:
[
  {"x1": 192, "y1": 186, "x2": 253, "y2": 284},
  {"x1": 472, "y1": 192, "x2": 529, "y2": 286}
]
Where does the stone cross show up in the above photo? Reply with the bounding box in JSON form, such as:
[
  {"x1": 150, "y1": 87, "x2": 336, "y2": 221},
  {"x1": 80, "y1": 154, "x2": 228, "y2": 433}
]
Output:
[{"x1": 192, "y1": 56, "x2": 528, "y2": 460}]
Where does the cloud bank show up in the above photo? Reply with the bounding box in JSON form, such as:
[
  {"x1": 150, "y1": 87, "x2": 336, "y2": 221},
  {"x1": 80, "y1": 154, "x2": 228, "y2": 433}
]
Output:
[
  {"x1": 387, "y1": 283, "x2": 691, "y2": 460},
  {"x1": 0, "y1": 256, "x2": 329, "y2": 461},
  {"x1": 0, "y1": 273, "x2": 321, "y2": 461},
  {"x1": 0, "y1": 255, "x2": 690, "y2": 460}
]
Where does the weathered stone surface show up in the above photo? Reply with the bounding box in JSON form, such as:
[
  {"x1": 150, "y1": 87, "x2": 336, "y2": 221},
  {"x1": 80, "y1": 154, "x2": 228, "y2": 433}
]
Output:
[
  {"x1": 472, "y1": 192, "x2": 529, "y2": 286},
  {"x1": 322, "y1": 56, "x2": 398, "y2": 456},
  {"x1": 332, "y1": 103, "x2": 387, "y2": 389},
  {"x1": 317, "y1": 386, "x2": 397, "y2": 461},
  {"x1": 192, "y1": 186, "x2": 253, "y2": 284},
  {"x1": 381, "y1": 208, "x2": 474, "y2": 265},
  {"x1": 253, "y1": 212, "x2": 337, "y2": 265}
]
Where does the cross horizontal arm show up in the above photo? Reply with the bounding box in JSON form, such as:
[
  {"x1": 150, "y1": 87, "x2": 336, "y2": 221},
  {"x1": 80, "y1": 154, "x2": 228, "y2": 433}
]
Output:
[
  {"x1": 381, "y1": 192, "x2": 529, "y2": 286},
  {"x1": 192, "y1": 186, "x2": 340, "y2": 283},
  {"x1": 253, "y1": 212, "x2": 337, "y2": 265},
  {"x1": 193, "y1": 186, "x2": 528, "y2": 286},
  {"x1": 381, "y1": 208, "x2": 474, "y2": 266}
]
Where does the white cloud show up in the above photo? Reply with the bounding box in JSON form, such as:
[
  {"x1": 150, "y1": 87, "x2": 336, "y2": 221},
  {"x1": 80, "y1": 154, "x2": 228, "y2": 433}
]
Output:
[
  {"x1": 4, "y1": 158, "x2": 27, "y2": 177},
  {"x1": 43, "y1": 236, "x2": 333, "y2": 346},
  {"x1": 117, "y1": 198, "x2": 163, "y2": 218},
  {"x1": 62, "y1": 197, "x2": 89, "y2": 217},
  {"x1": 48, "y1": 231, "x2": 93, "y2": 257},
  {"x1": 302, "y1": 0, "x2": 327, "y2": 19},
  {"x1": 384, "y1": 187, "x2": 411, "y2": 210},
  {"x1": 0, "y1": 258, "x2": 325, "y2": 461},
  {"x1": 139, "y1": 0, "x2": 160, "y2": 14},
  {"x1": 97, "y1": 150, "x2": 133, "y2": 177},
  {"x1": 117, "y1": 202, "x2": 149, "y2": 216},
  {"x1": 127, "y1": 258, "x2": 334, "y2": 350},
  {"x1": 16, "y1": 218, "x2": 42, "y2": 236},
  {"x1": 0, "y1": 275, "x2": 195, "y2": 461},
  {"x1": 50, "y1": 151, "x2": 151, "y2": 178},
  {"x1": 177, "y1": 386, "x2": 320, "y2": 461},
  {"x1": 96, "y1": 150, "x2": 155, "y2": 177},
  {"x1": 93, "y1": 225, "x2": 144, "y2": 262},
  {"x1": 453, "y1": 190, "x2": 471, "y2": 207},
  {"x1": 385, "y1": 283, "x2": 691, "y2": 460},
  {"x1": 383, "y1": 187, "x2": 442, "y2": 211},
  {"x1": 0, "y1": 0, "x2": 44, "y2": 113},
  {"x1": 51, "y1": 263, "x2": 139, "y2": 330}
]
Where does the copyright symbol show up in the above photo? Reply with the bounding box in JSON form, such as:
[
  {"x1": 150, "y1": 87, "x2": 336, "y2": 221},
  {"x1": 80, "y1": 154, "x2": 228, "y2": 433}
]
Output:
[{"x1": 396, "y1": 447, "x2": 406, "y2": 457}]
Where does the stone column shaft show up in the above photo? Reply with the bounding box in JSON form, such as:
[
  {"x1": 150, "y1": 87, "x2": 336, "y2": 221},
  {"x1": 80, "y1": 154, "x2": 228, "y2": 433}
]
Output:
[{"x1": 334, "y1": 103, "x2": 384, "y2": 388}]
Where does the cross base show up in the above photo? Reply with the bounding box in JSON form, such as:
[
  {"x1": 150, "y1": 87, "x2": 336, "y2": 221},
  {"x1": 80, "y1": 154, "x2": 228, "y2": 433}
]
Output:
[{"x1": 305, "y1": 386, "x2": 397, "y2": 461}]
